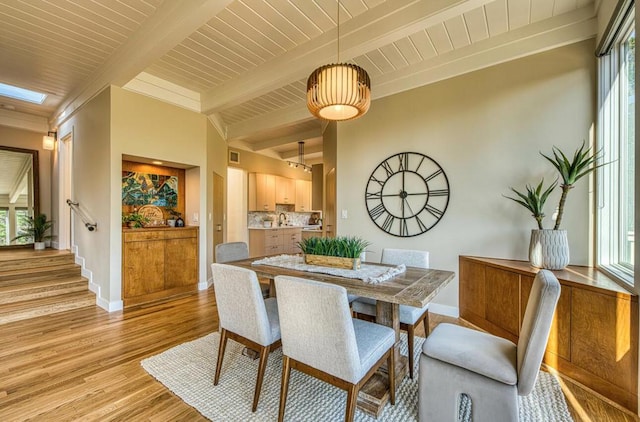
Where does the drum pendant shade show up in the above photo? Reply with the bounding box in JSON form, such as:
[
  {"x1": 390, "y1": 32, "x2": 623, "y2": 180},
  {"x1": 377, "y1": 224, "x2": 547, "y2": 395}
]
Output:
[{"x1": 307, "y1": 63, "x2": 371, "y2": 121}]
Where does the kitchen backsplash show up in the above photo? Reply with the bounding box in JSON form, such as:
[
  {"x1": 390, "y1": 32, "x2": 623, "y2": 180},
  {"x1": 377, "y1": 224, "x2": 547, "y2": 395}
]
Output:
[{"x1": 248, "y1": 205, "x2": 321, "y2": 228}]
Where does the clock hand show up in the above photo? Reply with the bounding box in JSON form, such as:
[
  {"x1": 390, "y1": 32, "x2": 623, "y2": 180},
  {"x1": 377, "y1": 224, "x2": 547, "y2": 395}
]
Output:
[{"x1": 404, "y1": 197, "x2": 416, "y2": 216}]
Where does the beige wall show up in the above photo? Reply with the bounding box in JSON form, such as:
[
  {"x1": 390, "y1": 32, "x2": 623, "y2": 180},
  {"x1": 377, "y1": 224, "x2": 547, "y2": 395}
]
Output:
[
  {"x1": 58, "y1": 88, "x2": 111, "y2": 308},
  {"x1": 0, "y1": 125, "x2": 52, "y2": 218},
  {"x1": 111, "y1": 86, "x2": 210, "y2": 297},
  {"x1": 337, "y1": 40, "x2": 596, "y2": 311},
  {"x1": 207, "y1": 120, "x2": 228, "y2": 278}
]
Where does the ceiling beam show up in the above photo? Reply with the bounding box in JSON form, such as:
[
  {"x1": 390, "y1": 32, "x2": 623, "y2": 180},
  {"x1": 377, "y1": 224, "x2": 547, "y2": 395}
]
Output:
[
  {"x1": 281, "y1": 143, "x2": 324, "y2": 160},
  {"x1": 225, "y1": 103, "x2": 316, "y2": 141},
  {"x1": 53, "y1": 0, "x2": 234, "y2": 127},
  {"x1": 373, "y1": 6, "x2": 597, "y2": 98},
  {"x1": 251, "y1": 129, "x2": 323, "y2": 151},
  {"x1": 201, "y1": 0, "x2": 494, "y2": 114}
]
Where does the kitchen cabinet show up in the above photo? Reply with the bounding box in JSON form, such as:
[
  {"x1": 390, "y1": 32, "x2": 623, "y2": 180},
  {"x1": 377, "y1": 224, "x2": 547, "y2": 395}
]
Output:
[
  {"x1": 295, "y1": 180, "x2": 312, "y2": 212},
  {"x1": 302, "y1": 230, "x2": 322, "y2": 240},
  {"x1": 249, "y1": 228, "x2": 301, "y2": 258},
  {"x1": 249, "y1": 173, "x2": 276, "y2": 211},
  {"x1": 459, "y1": 256, "x2": 638, "y2": 412},
  {"x1": 275, "y1": 176, "x2": 295, "y2": 205},
  {"x1": 122, "y1": 227, "x2": 199, "y2": 307}
]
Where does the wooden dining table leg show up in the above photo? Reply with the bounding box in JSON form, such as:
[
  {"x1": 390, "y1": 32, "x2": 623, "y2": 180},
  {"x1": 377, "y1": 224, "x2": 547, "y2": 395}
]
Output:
[{"x1": 356, "y1": 300, "x2": 407, "y2": 417}]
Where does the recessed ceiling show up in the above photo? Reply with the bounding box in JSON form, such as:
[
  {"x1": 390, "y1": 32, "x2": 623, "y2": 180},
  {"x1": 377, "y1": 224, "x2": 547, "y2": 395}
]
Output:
[{"x1": 0, "y1": 0, "x2": 597, "y2": 163}]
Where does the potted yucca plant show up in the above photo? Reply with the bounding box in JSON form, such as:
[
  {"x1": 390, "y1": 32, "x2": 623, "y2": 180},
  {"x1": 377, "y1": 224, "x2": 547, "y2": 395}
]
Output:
[
  {"x1": 298, "y1": 236, "x2": 370, "y2": 270},
  {"x1": 13, "y1": 213, "x2": 54, "y2": 250},
  {"x1": 505, "y1": 141, "x2": 605, "y2": 269}
]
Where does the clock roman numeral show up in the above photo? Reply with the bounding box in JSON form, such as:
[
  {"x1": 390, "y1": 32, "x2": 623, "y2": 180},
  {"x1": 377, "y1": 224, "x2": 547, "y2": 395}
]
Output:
[
  {"x1": 429, "y1": 189, "x2": 448, "y2": 197},
  {"x1": 424, "y1": 169, "x2": 443, "y2": 183},
  {"x1": 370, "y1": 176, "x2": 385, "y2": 187},
  {"x1": 369, "y1": 203, "x2": 386, "y2": 219},
  {"x1": 424, "y1": 204, "x2": 443, "y2": 218},
  {"x1": 366, "y1": 191, "x2": 382, "y2": 200},
  {"x1": 398, "y1": 153, "x2": 408, "y2": 171},
  {"x1": 399, "y1": 219, "x2": 408, "y2": 236},
  {"x1": 415, "y1": 155, "x2": 425, "y2": 172},
  {"x1": 415, "y1": 215, "x2": 428, "y2": 232},
  {"x1": 381, "y1": 161, "x2": 394, "y2": 177},
  {"x1": 382, "y1": 214, "x2": 394, "y2": 232}
]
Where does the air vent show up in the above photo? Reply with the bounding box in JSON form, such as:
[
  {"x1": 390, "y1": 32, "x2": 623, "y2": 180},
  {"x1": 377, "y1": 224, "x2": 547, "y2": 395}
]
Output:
[{"x1": 229, "y1": 150, "x2": 240, "y2": 164}]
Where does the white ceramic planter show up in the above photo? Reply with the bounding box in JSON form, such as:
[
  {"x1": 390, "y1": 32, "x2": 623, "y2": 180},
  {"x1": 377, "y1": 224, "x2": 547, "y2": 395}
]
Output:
[
  {"x1": 34, "y1": 241, "x2": 45, "y2": 250},
  {"x1": 529, "y1": 229, "x2": 569, "y2": 270}
]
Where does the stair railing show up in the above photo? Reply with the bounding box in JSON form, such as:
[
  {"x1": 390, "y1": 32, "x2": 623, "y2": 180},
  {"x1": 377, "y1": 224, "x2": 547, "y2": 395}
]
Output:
[{"x1": 66, "y1": 200, "x2": 97, "y2": 232}]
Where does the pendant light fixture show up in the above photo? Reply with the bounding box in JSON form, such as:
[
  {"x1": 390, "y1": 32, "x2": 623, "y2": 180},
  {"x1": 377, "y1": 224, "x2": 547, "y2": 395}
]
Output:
[
  {"x1": 306, "y1": 0, "x2": 371, "y2": 121},
  {"x1": 287, "y1": 141, "x2": 312, "y2": 172}
]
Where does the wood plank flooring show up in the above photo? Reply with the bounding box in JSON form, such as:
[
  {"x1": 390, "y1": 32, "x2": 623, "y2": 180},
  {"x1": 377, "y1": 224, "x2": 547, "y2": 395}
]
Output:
[{"x1": 0, "y1": 288, "x2": 637, "y2": 421}]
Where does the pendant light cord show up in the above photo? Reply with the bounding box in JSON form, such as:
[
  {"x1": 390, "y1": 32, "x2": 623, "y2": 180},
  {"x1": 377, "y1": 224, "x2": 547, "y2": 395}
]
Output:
[{"x1": 337, "y1": 0, "x2": 340, "y2": 62}]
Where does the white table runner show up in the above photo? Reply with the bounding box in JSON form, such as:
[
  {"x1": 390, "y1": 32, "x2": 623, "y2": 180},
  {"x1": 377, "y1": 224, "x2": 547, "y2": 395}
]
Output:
[{"x1": 252, "y1": 254, "x2": 406, "y2": 284}]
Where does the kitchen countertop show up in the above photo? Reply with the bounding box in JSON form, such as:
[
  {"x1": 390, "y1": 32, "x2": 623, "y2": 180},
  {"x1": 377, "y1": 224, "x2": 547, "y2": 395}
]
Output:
[{"x1": 249, "y1": 226, "x2": 321, "y2": 231}]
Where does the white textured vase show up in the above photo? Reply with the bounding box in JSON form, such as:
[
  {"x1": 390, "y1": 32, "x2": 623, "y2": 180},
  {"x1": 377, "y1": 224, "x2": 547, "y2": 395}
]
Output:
[{"x1": 529, "y1": 229, "x2": 570, "y2": 270}]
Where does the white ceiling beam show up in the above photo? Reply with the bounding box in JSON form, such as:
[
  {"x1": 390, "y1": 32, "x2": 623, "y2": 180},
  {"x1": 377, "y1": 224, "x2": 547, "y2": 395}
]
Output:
[
  {"x1": 0, "y1": 109, "x2": 48, "y2": 133},
  {"x1": 281, "y1": 143, "x2": 324, "y2": 160},
  {"x1": 201, "y1": 0, "x2": 495, "y2": 114},
  {"x1": 373, "y1": 6, "x2": 597, "y2": 98},
  {"x1": 251, "y1": 129, "x2": 323, "y2": 151},
  {"x1": 226, "y1": 103, "x2": 316, "y2": 141},
  {"x1": 52, "y1": 0, "x2": 234, "y2": 127},
  {"x1": 9, "y1": 156, "x2": 31, "y2": 204},
  {"x1": 123, "y1": 72, "x2": 201, "y2": 113}
]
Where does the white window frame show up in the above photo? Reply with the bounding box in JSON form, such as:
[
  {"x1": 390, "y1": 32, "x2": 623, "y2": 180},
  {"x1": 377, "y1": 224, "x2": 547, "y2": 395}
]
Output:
[{"x1": 597, "y1": 8, "x2": 636, "y2": 286}]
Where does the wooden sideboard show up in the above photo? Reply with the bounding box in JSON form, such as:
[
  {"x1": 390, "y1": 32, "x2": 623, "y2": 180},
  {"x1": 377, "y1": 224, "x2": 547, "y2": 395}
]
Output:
[
  {"x1": 459, "y1": 256, "x2": 638, "y2": 412},
  {"x1": 122, "y1": 227, "x2": 198, "y2": 307}
]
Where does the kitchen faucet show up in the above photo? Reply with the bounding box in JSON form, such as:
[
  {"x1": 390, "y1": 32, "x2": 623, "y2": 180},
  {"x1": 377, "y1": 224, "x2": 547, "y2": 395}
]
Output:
[{"x1": 278, "y1": 213, "x2": 286, "y2": 227}]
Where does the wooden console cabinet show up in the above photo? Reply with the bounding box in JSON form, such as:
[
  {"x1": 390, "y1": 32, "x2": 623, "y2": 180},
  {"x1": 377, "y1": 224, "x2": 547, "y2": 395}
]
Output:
[
  {"x1": 122, "y1": 227, "x2": 198, "y2": 307},
  {"x1": 459, "y1": 256, "x2": 638, "y2": 412}
]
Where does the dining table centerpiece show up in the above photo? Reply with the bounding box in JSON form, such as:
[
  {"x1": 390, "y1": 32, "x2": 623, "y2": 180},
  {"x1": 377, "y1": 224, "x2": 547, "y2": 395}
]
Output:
[{"x1": 298, "y1": 236, "x2": 370, "y2": 270}]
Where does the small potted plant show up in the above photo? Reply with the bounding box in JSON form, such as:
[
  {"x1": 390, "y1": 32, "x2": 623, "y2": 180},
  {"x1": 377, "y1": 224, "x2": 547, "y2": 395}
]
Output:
[
  {"x1": 13, "y1": 213, "x2": 54, "y2": 250},
  {"x1": 122, "y1": 212, "x2": 149, "y2": 229},
  {"x1": 505, "y1": 141, "x2": 606, "y2": 269},
  {"x1": 262, "y1": 215, "x2": 274, "y2": 228},
  {"x1": 298, "y1": 236, "x2": 370, "y2": 270}
]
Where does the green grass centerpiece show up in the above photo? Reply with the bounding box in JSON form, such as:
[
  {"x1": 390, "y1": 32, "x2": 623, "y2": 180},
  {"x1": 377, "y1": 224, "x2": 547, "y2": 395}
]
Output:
[{"x1": 298, "y1": 236, "x2": 370, "y2": 270}]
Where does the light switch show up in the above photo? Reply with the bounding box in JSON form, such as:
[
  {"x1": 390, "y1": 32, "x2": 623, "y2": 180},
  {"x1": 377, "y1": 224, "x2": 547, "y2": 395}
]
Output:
[
  {"x1": 341, "y1": 209, "x2": 348, "y2": 219},
  {"x1": 193, "y1": 212, "x2": 199, "y2": 223}
]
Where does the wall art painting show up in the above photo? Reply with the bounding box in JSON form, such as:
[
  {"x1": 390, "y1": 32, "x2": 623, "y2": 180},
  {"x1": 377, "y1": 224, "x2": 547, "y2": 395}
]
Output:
[{"x1": 122, "y1": 171, "x2": 178, "y2": 207}]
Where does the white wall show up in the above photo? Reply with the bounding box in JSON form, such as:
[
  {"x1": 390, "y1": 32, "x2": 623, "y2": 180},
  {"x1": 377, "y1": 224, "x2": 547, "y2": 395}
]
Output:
[
  {"x1": 336, "y1": 40, "x2": 596, "y2": 311},
  {"x1": 227, "y1": 167, "x2": 248, "y2": 243}
]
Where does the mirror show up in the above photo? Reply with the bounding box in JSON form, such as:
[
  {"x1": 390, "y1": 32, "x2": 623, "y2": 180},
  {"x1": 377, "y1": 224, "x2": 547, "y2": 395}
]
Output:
[{"x1": 0, "y1": 146, "x2": 39, "y2": 247}]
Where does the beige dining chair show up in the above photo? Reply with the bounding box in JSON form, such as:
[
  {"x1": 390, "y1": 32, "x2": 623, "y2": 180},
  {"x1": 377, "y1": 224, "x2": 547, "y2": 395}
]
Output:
[
  {"x1": 418, "y1": 269, "x2": 561, "y2": 421},
  {"x1": 211, "y1": 263, "x2": 281, "y2": 412},
  {"x1": 352, "y1": 248, "x2": 430, "y2": 378},
  {"x1": 215, "y1": 241, "x2": 270, "y2": 297},
  {"x1": 275, "y1": 275, "x2": 396, "y2": 422}
]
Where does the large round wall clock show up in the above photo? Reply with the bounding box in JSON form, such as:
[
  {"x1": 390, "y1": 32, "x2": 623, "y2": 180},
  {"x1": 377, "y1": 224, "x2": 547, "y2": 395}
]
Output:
[{"x1": 365, "y1": 152, "x2": 450, "y2": 237}]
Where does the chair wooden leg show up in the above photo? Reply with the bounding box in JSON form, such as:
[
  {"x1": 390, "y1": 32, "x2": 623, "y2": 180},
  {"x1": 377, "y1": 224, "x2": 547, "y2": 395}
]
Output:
[
  {"x1": 423, "y1": 311, "x2": 430, "y2": 336},
  {"x1": 388, "y1": 348, "x2": 396, "y2": 405},
  {"x1": 407, "y1": 324, "x2": 415, "y2": 379},
  {"x1": 278, "y1": 355, "x2": 291, "y2": 422},
  {"x1": 252, "y1": 345, "x2": 269, "y2": 412},
  {"x1": 345, "y1": 384, "x2": 359, "y2": 422},
  {"x1": 214, "y1": 328, "x2": 228, "y2": 385}
]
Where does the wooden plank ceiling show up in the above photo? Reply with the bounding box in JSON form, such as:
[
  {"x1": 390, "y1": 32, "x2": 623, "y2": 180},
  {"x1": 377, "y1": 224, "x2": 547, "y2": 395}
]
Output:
[{"x1": 0, "y1": 0, "x2": 597, "y2": 162}]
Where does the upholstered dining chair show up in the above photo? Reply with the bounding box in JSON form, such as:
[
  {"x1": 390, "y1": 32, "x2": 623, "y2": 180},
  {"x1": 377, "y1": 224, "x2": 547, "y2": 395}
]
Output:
[
  {"x1": 210, "y1": 263, "x2": 281, "y2": 412},
  {"x1": 275, "y1": 275, "x2": 396, "y2": 422},
  {"x1": 418, "y1": 269, "x2": 561, "y2": 421},
  {"x1": 351, "y1": 248, "x2": 430, "y2": 378},
  {"x1": 215, "y1": 242, "x2": 270, "y2": 297}
]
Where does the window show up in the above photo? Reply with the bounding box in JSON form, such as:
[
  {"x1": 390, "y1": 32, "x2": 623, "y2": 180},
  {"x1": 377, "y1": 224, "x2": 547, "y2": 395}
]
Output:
[
  {"x1": 597, "y1": 7, "x2": 635, "y2": 284},
  {"x1": 0, "y1": 81, "x2": 46, "y2": 104},
  {"x1": 0, "y1": 209, "x2": 8, "y2": 246},
  {"x1": 14, "y1": 208, "x2": 32, "y2": 245}
]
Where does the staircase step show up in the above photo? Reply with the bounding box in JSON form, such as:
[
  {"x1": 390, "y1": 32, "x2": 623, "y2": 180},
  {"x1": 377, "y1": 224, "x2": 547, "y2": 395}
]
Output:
[
  {"x1": 0, "y1": 251, "x2": 75, "y2": 273},
  {"x1": 0, "y1": 277, "x2": 88, "y2": 304},
  {"x1": 0, "y1": 266, "x2": 82, "y2": 285},
  {"x1": 0, "y1": 291, "x2": 95, "y2": 325}
]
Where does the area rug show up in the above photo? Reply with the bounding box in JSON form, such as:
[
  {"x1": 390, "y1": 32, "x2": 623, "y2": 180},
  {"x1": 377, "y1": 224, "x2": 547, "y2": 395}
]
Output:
[{"x1": 141, "y1": 332, "x2": 573, "y2": 421}]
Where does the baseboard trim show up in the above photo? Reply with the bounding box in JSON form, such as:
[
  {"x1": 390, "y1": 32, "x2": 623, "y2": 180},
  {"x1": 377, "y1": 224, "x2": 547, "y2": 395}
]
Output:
[
  {"x1": 198, "y1": 281, "x2": 210, "y2": 290},
  {"x1": 428, "y1": 303, "x2": 459, "y2": 318}
]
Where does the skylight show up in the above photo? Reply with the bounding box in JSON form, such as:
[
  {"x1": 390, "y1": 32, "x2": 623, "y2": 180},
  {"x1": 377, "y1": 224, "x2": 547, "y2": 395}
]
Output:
[{"x1": 0, "y1": 82, "x2": 46, "y2": 104}]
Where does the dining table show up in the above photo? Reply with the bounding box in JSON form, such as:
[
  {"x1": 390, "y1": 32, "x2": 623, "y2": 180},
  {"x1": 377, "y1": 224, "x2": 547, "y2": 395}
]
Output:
[{"x1": 226, "y1": 255, "x2": 455, "y2": 417}]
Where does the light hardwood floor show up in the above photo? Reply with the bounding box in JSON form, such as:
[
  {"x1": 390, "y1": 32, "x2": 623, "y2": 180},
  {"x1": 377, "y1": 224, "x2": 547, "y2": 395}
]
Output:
[{"x1": 0, "y1": 289, "x2": 637, "y2": 421}]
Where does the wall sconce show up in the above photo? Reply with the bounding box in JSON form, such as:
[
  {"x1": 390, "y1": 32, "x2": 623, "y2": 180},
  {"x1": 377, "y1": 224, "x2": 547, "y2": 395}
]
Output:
[{"x1": 42, "y1": 131, "x2": 56, "y2": 150}]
